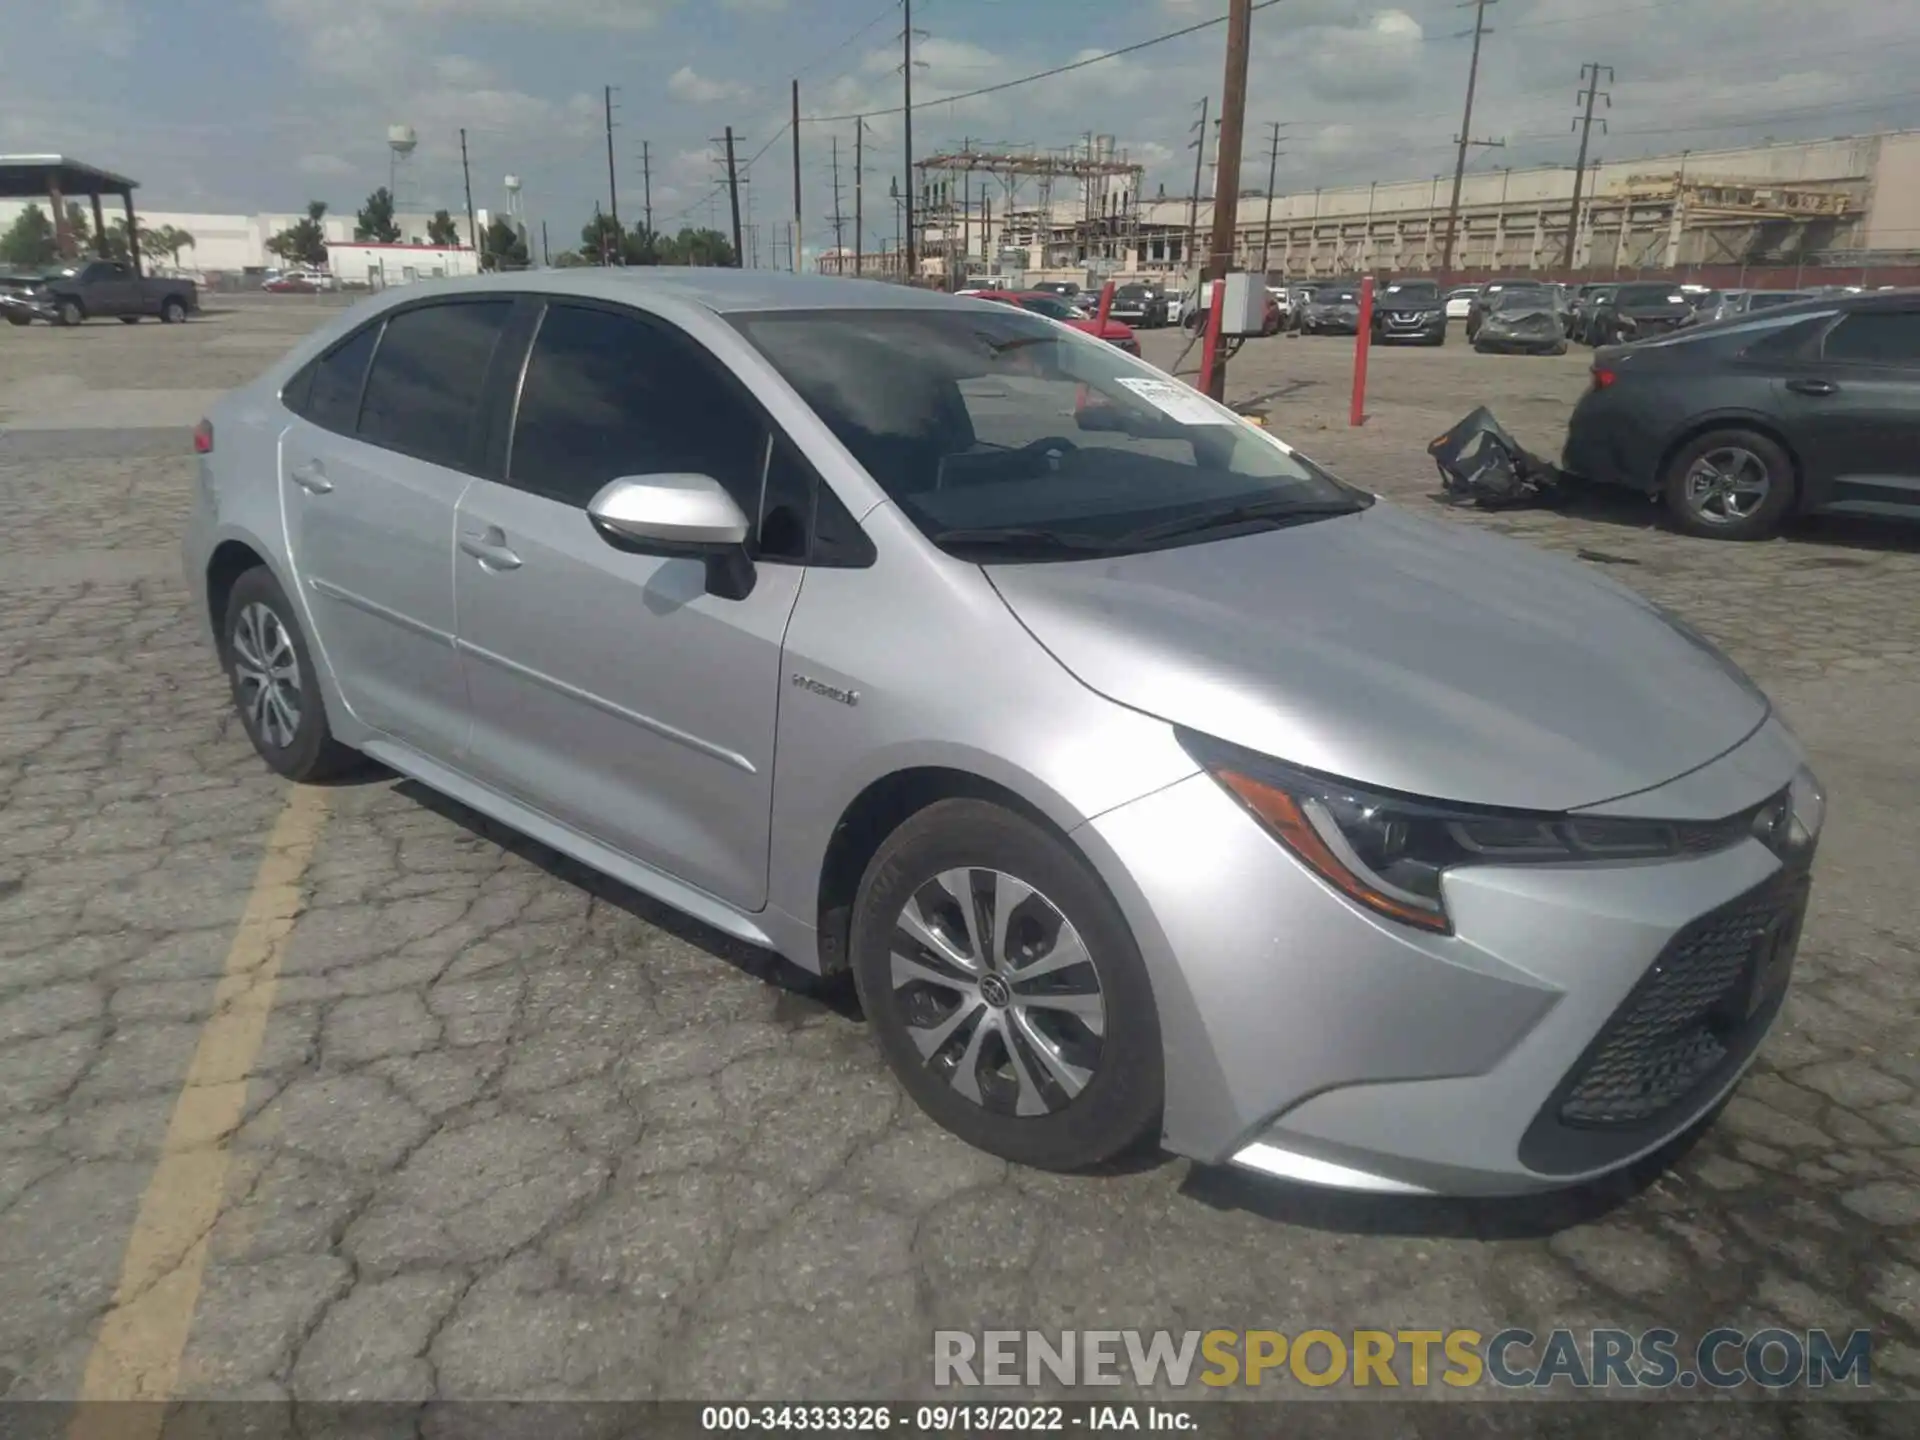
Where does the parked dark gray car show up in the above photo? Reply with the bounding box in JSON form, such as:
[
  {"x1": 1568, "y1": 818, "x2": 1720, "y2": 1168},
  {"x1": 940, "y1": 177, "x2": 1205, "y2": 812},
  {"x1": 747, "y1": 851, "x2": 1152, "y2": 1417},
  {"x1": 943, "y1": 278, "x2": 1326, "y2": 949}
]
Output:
[
  {"x1": 1371, "y1": 279, "x2": 1447, "y2": 346},
  {"x1": 1473, "y1": 288, "x2": 1569, "y2": 355},
  {"x1": 1563, "y1": 289, "x2": 1920, "y2": 539}
]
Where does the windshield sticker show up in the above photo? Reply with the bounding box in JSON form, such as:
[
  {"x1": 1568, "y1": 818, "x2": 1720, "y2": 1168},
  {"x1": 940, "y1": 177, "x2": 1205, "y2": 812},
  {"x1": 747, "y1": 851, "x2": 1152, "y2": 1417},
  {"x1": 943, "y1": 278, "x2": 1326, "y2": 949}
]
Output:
[{"x1": 1114, "y1": 376, "x2": 1237, "y2": 426}]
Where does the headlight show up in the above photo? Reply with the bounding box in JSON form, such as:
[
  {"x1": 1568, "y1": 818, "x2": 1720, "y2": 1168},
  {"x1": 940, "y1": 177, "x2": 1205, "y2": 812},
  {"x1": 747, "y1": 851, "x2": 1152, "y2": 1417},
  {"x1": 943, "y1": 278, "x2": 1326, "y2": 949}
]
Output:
[{"x1": 1178, "y1": 729, "x2": 1783, "y2": 935}]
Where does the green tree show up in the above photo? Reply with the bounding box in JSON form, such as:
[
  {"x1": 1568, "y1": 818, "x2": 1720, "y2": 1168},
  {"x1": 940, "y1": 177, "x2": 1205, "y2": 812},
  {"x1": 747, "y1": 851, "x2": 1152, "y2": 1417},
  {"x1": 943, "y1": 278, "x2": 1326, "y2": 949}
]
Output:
[
  {"x1": 266, "y1": 201, "x2": 330, "y2": 269},
  {"x1": 150, "y1": 224, "x2": 196, "y2": 268},
  {"x1": 63, "y1": 202, "x2": 92, "y2": 255},
  {"x1": 354, "y1": 187, "x2": 401, "y2": 243},
  {"x1": 0, "y1": 203, "x2": 58, "y2": 267},
  {"x1": 482, "y1": 216, "x2": 528, "y2": 270},
  {"x1": 426, "y1": 209, "x2": 462, "y2": 247},
  {"x1": 579, "y1": 211, "x2": 623, "y2": 264},
  {"x1": 664, "y1": 227, "x2": 736, "y2": 267}
]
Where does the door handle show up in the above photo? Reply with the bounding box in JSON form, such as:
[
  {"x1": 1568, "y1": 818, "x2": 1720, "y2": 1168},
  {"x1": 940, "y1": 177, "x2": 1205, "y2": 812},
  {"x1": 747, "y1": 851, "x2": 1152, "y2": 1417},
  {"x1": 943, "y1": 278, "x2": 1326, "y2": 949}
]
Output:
[
  {"x1": 459, "y1": 529, "x2": 522, "y2": 571},
  {"x1": 290, "y1": 460, "x2": 333, "y2": 493},
  {"x1": 1786, "y1": 378, "x2": 1837, "y2": 396}
]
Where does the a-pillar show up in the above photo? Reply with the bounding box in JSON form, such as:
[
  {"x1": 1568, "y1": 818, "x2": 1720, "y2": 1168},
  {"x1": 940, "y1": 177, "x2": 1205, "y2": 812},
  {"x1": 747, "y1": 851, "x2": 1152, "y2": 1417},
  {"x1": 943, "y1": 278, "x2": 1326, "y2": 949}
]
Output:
[
  {"x1": 123, "y1": 191, "x2": 143, "y2": 276},
  {"x1": 49, "y1": 180, "x2": 74, "y2": 258}
]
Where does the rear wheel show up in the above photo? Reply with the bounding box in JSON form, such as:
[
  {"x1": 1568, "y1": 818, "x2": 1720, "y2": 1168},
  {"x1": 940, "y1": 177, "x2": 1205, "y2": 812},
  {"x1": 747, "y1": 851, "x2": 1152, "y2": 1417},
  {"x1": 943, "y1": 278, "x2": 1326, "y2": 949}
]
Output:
[
  {"x1": 850, "y1": 799, "x2": 1163, "y2": 1172},
  {"x1": 1661, "y1": 429, "x2": 1796, "y2": 541},
  {"x1": 220, "y1": 566, "x2": 361, "y2": 780}
]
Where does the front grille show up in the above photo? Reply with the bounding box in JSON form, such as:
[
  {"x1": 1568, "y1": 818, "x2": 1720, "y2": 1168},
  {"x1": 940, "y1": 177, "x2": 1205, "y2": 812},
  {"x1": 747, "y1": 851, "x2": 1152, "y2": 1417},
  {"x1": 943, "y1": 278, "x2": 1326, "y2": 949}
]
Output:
[{"x1": 1558, "y1": 881, "x2": 1806, "y2": 1128}]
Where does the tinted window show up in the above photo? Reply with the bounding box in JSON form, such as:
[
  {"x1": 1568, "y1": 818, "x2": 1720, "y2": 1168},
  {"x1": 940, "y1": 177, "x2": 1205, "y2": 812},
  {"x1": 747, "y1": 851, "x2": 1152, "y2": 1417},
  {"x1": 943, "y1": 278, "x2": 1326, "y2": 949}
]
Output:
[
  {"x1": 1750, "y1": 292, "x2": 1806, "y2": 311},
  {"x1": 357, "y1": 301, "x2": 512, "y2": 469},
  {"x1": 294, "y1": 322, "x2": 381, "y2": 433},
  {"x1": 1019, "y1": 296, "x2": 1078, "y2": 320},
  {"x1": 1823, "y1": 311, "x2": 1920, "y2": 364},
  {"x1": 1617, "y1": 284, "x2": 1685, "y2": 305},
  {"x1": 508, "y1": 302, "x2": 774, "y2": 535}
]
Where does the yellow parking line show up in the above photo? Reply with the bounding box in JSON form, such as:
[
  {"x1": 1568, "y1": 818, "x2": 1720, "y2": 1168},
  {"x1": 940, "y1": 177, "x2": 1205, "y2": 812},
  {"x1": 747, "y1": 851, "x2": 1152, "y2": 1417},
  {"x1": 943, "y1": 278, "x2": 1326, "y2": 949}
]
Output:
[{"x1": 68, "y1": 785, "x2": 330, "y2": 1438}]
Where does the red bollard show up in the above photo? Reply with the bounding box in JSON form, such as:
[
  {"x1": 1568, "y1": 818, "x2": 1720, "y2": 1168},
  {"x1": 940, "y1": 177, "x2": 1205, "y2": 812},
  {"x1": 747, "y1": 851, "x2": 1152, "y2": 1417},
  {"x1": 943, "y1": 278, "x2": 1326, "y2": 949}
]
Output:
[
  {"x1": 1350, "y1": 275, "x2": 1375, "y2": 427},
  {"x1": 1197, "y1": 278, "x2": 1227, "y2": 397},
  {"x1": 1094, "y1": 279, "x2": 1116, "y2": 332}
]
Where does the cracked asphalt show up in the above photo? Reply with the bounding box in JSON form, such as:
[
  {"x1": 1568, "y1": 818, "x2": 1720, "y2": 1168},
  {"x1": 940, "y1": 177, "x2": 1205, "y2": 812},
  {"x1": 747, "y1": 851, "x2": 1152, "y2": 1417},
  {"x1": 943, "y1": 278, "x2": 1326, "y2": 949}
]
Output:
[{"x1": 0, "y1": 296, "x2": 1916, "y2": 1410}]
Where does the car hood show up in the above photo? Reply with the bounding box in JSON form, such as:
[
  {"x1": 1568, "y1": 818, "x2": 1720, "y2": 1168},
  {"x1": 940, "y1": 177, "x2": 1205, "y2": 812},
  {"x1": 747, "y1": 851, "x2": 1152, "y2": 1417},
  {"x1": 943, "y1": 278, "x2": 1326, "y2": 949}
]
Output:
[
  {"x1": 1484, "y1": 304, "x2": 1559, "y2": 325},
  {"x1": 984, "y1": 502, "x2": 1768, "y2": 811}
]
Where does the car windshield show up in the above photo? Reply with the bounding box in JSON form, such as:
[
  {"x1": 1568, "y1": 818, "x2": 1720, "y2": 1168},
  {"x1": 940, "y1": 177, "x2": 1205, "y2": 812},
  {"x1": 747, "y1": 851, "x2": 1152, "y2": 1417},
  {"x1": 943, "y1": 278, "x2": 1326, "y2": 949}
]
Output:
[
  {"x1": 1313, "y1": 287, "x2": 1357, "y2": 302},
  {"x1": 732, "y1": 307, "x2": 1369, "y2": 558},
  {"x1": 1617, "y1": 283, "x2": 1686, "y2": 305},
  {"x1": 1492, "y1": 289, "x2": 1554, "y2": 313},
  {"x1": 1018, "y1": 295, "x2": 1080, "y2": 321},
  {"x1": 1383, "y1": 281, "x2": 1438, "y2": 299},
  {"x1": 1114, "y1": 285, "x2": 1151, "y2": 302}
]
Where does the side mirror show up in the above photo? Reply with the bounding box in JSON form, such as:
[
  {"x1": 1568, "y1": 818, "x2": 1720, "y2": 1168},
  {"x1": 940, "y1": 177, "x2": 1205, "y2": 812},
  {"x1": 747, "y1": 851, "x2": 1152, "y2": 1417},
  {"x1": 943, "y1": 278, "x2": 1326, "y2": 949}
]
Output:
[{"x1": 586, "y1": 473, "x2": 756, "y2": 601}]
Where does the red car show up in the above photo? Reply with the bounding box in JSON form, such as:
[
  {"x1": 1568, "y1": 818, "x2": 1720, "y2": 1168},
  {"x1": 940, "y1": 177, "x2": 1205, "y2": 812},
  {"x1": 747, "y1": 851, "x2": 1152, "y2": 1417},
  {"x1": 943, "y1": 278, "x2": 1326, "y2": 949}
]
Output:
[
  {"x1": 965, "y1": 289, "x2": 1140, "y2": 355},
  {"x1": 262, "y1": 275, "x2": 317, "y2": 294}
]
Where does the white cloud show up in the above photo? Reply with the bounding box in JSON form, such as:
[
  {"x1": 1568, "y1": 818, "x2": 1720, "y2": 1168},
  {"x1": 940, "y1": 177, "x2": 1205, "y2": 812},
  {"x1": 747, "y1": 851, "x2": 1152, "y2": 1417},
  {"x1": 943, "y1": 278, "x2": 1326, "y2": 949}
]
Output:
[{"x1": 667, "y1": 67, "x2": 749, "y2": 104}]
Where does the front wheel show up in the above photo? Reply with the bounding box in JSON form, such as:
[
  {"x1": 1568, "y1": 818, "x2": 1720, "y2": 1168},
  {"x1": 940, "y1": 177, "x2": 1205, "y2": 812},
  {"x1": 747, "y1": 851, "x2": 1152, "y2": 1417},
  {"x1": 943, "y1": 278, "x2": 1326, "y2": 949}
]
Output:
[
  {"x1": 1661, "y1": 429, "x2": 1796, "y2": 541},
  {"x1": 160, "y1": 297, "x2": 188, "y2": 324},
  {"x1": 850, "y1": 799, "x2": 1163, "y2": 1172},
  {"x1": 4, "y1": 315, "x2": 29, "y2": 327},
  {"x1": 56, "y1": 299, "x2": 83, "y2": 327},
  {"x1": 221, "y1": 566, "x2": 362, "y2": 780}
]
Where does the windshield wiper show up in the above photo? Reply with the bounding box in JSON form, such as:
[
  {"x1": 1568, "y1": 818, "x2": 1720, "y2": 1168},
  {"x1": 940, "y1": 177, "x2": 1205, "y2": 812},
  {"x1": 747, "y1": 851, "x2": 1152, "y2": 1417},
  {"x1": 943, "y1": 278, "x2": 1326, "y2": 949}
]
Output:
[
  {"x1": 930, "y1": 525, "x2": 1118, "y2": 553},
  {"x1": 1115, "y1": 498, "x2": 1367, "y2": 546}
]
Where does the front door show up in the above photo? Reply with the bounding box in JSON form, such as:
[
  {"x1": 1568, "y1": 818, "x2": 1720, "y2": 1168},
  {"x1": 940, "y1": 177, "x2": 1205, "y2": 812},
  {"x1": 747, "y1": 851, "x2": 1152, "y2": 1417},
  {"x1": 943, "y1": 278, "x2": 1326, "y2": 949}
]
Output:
[
  {"x1": 281, "y1": 298, "x2": 514, "y2": 758},
  {"x1": 453, "y1": 299, "x2": 805, "y2": 910}
]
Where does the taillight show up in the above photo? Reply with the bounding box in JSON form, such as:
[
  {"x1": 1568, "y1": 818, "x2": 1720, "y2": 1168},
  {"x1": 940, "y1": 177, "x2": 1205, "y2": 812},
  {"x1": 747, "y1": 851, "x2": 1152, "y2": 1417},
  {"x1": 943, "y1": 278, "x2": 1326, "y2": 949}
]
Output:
[
  {"x1": 193, "y1": 418, "x2": 214, "y2": 453},
  {"x1": 1591, "y1": 367, "x2": 1616, "y2": 391}
]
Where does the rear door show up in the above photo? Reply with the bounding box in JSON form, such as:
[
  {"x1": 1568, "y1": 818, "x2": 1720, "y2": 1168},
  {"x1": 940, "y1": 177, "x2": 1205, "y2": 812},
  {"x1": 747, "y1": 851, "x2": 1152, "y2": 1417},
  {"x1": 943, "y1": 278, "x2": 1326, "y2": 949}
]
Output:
[
  {"x1": 1782, "y1": 307, "x2": 1920, "y2": 514},
  {"x1": 280, "y1": 297, "x2": 516, "y2": 758},
  {"x1": 452, "y1": 298, "x2": 809, "y2": 910}
]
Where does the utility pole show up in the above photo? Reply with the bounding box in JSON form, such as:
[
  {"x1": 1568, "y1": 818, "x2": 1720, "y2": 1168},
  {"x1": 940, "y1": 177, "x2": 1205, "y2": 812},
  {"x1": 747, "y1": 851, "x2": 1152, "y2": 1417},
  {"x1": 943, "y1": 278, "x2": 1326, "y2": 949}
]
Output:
[
  {"x1": 540, "y1": 220, "x2": 549, "y2": 266},
  {"x1": 1202, "y1": 0, "x2": 1253, "y2": 400},
  {"x1": 1439, "y1": 0, "x2": 1499, "y2": 284},
  {"x1": 641, "y1": 140, "x2": 653, "y2": 238},
  {"x1": 594, "y1": 200, "x2": 608, "y2": 266},
  {"x1": 1185, "y1": 96, "x2": 1209, "y2": 276},
  {"x1": 902, "y1": 0, "x2": 917, "y2": 280},
  {"x1": 1257, "y1": 120, "x2": 1285, "y2": 277},
  {"x1": 604, "y1": 85, "x2": 621, "y2": 258},
  {"x1": 1564, "y1": 62, "x2": 1612, "y2": 271},
  {"x1": 723, "y1": 126, "x2": 745, "y2": 268},
  {"x1": 829, "y1": 133, "x2": 847, "y2": 272},
  {"x1": 791, "y1": 80, "x2": 803, "y2": 273},
  {"x1": 854, "y1": 118, "x2": 865, "y2": 277},
  {"x1": 459, "y1": 128, "x2": 478, "y2": 251}
]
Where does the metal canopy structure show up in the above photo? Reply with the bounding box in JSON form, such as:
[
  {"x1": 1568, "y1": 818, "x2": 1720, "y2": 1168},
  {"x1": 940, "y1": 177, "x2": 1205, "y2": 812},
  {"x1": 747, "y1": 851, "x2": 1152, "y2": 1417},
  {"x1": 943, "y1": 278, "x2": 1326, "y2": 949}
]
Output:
[
  {"x1": 916, "y1": 142, "x2": 1147, "y2": 284},
  {"x1": 0, "y1": 154, "x2": 145, "y2": 274}
]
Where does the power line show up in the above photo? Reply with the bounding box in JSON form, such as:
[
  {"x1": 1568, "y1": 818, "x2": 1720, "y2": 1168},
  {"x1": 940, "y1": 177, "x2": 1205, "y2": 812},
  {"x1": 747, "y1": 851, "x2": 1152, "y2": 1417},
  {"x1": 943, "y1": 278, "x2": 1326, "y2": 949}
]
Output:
[{"x1": 800, "y1": 0, "x2": 1289, "y2": 124}]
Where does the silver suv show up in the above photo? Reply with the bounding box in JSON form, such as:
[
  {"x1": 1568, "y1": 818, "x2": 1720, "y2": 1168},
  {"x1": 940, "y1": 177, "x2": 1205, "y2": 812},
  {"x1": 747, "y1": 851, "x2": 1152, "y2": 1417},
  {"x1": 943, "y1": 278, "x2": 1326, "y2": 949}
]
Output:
[{"x1": 185, "y1": 271, "x2": 1823, "y2": 1194}]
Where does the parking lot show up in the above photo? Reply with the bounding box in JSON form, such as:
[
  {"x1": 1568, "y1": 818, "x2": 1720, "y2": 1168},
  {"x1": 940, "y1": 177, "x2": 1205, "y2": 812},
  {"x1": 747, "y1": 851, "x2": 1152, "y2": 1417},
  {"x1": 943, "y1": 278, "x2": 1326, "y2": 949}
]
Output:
[{"x1": 1, "y1": 295, "x2": 1917, "y2": 1410}]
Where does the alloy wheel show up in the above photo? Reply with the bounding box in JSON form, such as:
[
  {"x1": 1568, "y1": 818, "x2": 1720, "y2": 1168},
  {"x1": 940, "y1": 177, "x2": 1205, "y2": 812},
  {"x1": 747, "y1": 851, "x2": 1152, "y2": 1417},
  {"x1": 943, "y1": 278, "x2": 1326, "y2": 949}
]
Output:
[
  {"x1": 889, "y1": 867, "x2": 1106, "y2": 1118},
  {"x1": 1683, "y1": 446, "x2": 1772, "y2": 526},
  {"x1": 230, "y1": 601, "x2": 303, "y2": 749}
]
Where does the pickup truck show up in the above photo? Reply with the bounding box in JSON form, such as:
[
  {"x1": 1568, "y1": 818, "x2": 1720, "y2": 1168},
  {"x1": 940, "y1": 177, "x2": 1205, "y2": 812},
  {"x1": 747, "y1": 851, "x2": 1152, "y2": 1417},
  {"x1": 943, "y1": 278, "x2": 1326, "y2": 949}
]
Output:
[{"x1": 0, "y1": 260, "x2": 199, "y2": 327}]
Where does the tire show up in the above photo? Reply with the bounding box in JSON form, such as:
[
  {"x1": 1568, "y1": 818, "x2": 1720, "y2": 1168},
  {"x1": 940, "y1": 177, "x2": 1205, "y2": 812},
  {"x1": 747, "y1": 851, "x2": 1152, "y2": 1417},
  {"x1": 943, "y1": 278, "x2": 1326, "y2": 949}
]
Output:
[
  {"x1": 849, "y1": 798, "x2": 1163, "y2": 1172},
  {"x1": 1428, "y1": 331, "x2": 1447, "y2": 347},
  {"x1": 57, "y1": 298, "x2": 83, "y2": 327},
  {"x1": 220, "y1": 566, "x2": 361, "y2": 781},
  {"x1": 160, "y1": 296, "x2": 188, "y2": 324},
  {"x1": 119, "y1": 315, "x2": 141, "y2": 324},
  {"x1": 1660, "y1": 428, "x2": 1797, "y2": 541},
  {"x1": 4, "y1": 315, "x2": 28, "y2": 327},
  {"x1": 1551, "y1": 340, "x2": 1569, "y2": 356}
]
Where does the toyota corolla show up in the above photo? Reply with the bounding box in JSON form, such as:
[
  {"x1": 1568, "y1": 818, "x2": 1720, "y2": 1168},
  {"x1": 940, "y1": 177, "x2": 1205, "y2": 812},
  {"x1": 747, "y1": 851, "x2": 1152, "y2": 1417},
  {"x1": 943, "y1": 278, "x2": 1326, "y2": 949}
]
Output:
[{"x1": 184, "y1": 271, "x2": 1823, "y2": 1195}]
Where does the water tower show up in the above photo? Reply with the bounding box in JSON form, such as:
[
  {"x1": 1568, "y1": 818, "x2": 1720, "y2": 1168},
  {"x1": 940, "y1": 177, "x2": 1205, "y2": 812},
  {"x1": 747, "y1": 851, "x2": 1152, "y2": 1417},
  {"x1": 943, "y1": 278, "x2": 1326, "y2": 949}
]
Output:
[{"x1": 387, "y1": 124, "x2": 417, "y2": 214}]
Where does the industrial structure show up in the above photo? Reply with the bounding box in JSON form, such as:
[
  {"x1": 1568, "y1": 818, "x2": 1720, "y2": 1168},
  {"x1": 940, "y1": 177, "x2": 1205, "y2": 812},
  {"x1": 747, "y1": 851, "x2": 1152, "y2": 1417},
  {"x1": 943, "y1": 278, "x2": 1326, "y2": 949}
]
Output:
[{"x1": 832, "y1": 128, "x2": 1920, "y2": 290}]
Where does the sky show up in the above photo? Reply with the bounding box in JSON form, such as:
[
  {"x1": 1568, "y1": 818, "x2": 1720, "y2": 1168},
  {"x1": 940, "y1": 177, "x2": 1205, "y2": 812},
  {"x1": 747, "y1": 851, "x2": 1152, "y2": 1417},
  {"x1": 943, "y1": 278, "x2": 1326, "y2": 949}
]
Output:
[{"x1": 4, "y1": 0, "x2": 1918, "y2": 263}]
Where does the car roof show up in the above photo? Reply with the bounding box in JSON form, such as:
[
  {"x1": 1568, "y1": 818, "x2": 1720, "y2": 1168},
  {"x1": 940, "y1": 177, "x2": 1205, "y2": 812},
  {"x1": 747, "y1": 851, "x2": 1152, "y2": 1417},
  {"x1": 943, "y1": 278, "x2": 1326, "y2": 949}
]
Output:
[{"x1": 334, "y1": 268, "x2": 978, "y2": 316}]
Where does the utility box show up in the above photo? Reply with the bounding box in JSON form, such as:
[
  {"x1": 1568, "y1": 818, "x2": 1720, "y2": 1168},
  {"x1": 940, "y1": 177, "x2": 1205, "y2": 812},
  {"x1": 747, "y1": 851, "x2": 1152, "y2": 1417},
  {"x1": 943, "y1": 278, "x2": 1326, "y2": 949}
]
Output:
[{"x1": 1218, "y1": 272, "x2": 1269, "y2": 336}]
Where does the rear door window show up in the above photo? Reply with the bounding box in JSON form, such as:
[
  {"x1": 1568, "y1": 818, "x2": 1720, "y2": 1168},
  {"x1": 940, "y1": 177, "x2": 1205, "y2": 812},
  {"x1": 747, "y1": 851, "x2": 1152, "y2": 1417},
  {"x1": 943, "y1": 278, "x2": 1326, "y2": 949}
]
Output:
[
  {"x1": 356, "y1": 300, "x2": 513, "y2": 470},
  {"x1": 1822, "y1": 311, "x2": 1920, "y2": 365},
  {"x1": 288, "y1": 322, "x2": 382, "y2": 434}
]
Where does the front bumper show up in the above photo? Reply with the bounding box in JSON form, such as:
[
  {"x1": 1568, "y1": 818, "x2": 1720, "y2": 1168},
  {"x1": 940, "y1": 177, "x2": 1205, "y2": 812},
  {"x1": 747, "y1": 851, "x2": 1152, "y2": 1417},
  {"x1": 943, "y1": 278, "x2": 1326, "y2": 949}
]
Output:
[
  {"x1": 1476, "y1": 323, "x2": 1563, "y2": 352},
  {"x1": 1084, "y1": 716, "x2": 1815, "y2": 1195},
  {"x1": 0, "y1": 293, "x2": 55, "y2": 321},
  {"x1": 1376, "y1": 311, "x2": 1446, "y2": 342},
  {"x1": 1302, "y1": 312, "x2": 1359, "y2": 334}
]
